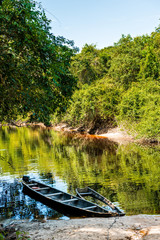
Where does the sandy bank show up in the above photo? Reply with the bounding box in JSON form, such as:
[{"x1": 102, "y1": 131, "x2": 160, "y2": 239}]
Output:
[
  {"x1": 2, "y1": 215, "x2": 160, "y2": 240},
  {"x1": 99, "y1": 127, "x2": 134, "y2": 144},
  {"x1": 53, "y1": 124, "x2": 134, "y2": 144}
]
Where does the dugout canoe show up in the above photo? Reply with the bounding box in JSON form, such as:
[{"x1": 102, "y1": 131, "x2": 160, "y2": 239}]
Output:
[
  {"x1": 22, "y1": 176, "x2": 124, "y2": 217},
  {"x1": 76, "y1": 187, "x2": 125, "y2": 216}
]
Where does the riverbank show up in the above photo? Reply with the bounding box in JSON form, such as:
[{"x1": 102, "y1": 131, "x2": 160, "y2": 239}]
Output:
[
  {"x1": 1, "y1": 215, "x2": 160, "y2": 240},
  {"x1": 53, "y1": 124, "x2": 134, "y2": 143},
  {"x1": 1, "y1": 120, "x2": 159, "y2": 145}
]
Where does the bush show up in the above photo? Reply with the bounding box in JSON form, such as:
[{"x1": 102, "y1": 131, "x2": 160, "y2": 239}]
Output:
[
  {"x1": 118, "y1": 80, "x2": 160, "y2": 138},
  {"x1": 64, "y1": 78, "x2": 121, "y2": 130}
]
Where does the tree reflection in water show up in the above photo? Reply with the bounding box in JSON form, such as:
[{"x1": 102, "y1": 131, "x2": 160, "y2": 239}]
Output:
[{"x1": 0, "y1": 126, "x2": 160, "y2": 220}]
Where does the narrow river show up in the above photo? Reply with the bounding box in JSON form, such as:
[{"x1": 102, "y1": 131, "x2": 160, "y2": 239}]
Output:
[{"x1": 0, "y1": 126, "x2": 160, "y2": 220}]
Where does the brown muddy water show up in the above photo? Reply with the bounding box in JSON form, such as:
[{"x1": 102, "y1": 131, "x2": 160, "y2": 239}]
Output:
[{"x1": 0, "y1": 126, "x2": 160, "y2": 221}]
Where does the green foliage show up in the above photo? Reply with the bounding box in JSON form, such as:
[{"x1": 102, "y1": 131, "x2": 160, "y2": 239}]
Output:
[
  {"x1": 139, "y1": 46, "x2": 159, "y2": 80},
  {"x1": 1, "y1": 0, "x2": 160, "y2": 139},
  {"x1": 0, "y1": 233, "x2": 4, "y2": 240},
  {"x1": 118, "y1": 81, "x2": 160, "y2": 138},
  {"x1": 16, "y1": 231, "x2": 30, "y2": 240},
  {"x1": 118, "y1": 84, "x2": 146, "y2": 121},
  {"x1": 0, "y1": 0, "x2": 77, "y2": 125},
  {"x1": 70, "y1": 44, "x2": 111, "y2": 87},
  {"x1": 108, "y1": 34, "x2": 152, "y2": 89},
  {"x1": 66, "y1": 26, "x2": 160, "y2": 139},
  {"x1": 64, "y1": 78, "x2": 121, "y2": 130}
]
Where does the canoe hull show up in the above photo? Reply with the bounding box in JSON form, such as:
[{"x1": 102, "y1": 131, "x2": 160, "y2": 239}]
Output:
[
  {"x1": 76, "y1": 187, "x2": 125, "y2": 216},
  {"x1": 22, "y1": 179, "x2": 118, "y2": 218}
]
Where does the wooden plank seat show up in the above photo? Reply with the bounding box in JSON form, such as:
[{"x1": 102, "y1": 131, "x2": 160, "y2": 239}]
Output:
[
  {"x1": 83, "y1": 205, "x2": 97, "y2": 210},
  {"x1": 45, "y1": 192, "x2": 62, "y2": 197},
  {"x1": 80, "y1": 192, "x2": 92, "y2": 195},
  {"x1": 28, "y1": 183, "x2": 38, "y2": 186},
  {"x1": 35, "y1": 187, "x2": 50, "y2": 191},
  {"x1": 61, "y1": 198, "x2": 78, "y2": 203}
]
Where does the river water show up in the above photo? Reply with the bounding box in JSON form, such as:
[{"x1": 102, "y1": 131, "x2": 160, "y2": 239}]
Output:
[{"x1": 0, "y1": 126, "x2": 160, "y2": 220}]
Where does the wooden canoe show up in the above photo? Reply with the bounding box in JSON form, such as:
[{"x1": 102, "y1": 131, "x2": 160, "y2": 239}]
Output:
[
  {"x1": 22, "y1": 176, "x2": 124, "y2": 218},
  {"x1": 76, "y1": 187, "x2": 125, "y2": 216}
]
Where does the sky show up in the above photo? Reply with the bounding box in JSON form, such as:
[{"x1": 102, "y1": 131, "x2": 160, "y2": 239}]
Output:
[{"x1": 37, "y1": 0, "x2": 160, "y2": 50}]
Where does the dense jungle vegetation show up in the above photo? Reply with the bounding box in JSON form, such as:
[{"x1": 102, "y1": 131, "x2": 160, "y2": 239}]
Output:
[
  {"x1": 0, "y1": 0, "x2": 78, "y2": 125},
  {"x1": 65, "y1": 34, "x2": 160, "y2": 139},
  {"x1": 1, "y1": 0, "x2": 160, "y2": 139}
]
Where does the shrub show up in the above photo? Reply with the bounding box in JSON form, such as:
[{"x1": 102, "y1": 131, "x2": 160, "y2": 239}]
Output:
[
  {"x1": 64, "y1": 78, "x2": 121, "y2": 130},
  {"x1": 118, "y1": 80, "x2": 160, "y2": 138}
]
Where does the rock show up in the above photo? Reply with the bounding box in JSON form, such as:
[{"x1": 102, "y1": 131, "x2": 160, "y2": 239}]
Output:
[
  {"x1": 1, "y1": 219, "x2": 14, "y2": 228},
  {"x1": 5, "y1": 215, "x2": 160, "y2": 240},
  {"x1": 41, "y1": 219, "x2": 47, "y2": 223},
  {"x1": 44, "y1": 226, "x2": 51, "y2": 230},
  {"x1": 132, "y1": 223, "x2": 142, "y2": 230}
]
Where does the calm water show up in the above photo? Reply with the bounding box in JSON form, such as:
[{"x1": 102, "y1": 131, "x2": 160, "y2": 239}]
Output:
[{"x1": 0, "y1": 126, "x2": 160, "y2": 220}]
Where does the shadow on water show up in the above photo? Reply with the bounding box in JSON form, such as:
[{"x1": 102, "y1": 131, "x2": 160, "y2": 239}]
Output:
[{"x1": 0, "y1": 126, "x2": 160, "y2": 220}]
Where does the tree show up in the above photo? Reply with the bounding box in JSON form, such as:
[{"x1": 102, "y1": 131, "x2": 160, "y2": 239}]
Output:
[
  {"x1": 70, "y1": 44, "x2": 111, "y2": 87},
  {"x1": 108, "y1": 34, "x2": 152, "y2": 89},
  {"x1": 0, "y1": 0, "x2": 77, "y2": 125},
  {"x1": 139, "y1": 46, "x2": 159, "y2": 80},
  {"x1": 64, "y1": 78, "x2": 121, "y2": 132}
]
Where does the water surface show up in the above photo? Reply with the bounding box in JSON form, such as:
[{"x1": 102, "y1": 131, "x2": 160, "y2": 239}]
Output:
[{"x1": 0, "y1": 126, "x2": 160, "y2": 220}]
